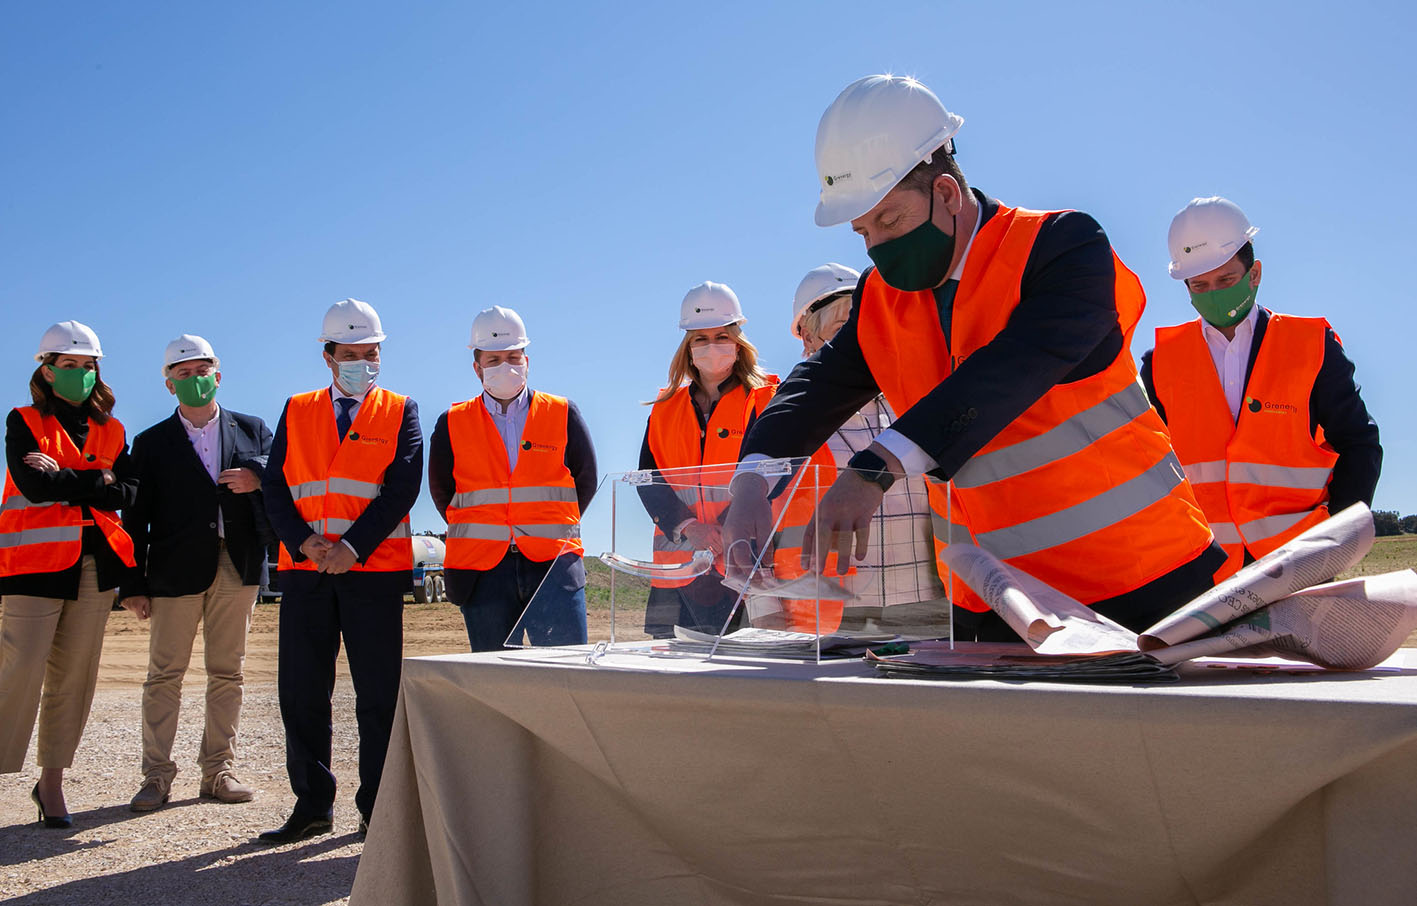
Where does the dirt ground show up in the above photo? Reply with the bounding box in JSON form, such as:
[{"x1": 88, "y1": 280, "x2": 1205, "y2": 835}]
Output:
[{"x1": 0, "y1": 601, "x2": 491, "y2": 906}]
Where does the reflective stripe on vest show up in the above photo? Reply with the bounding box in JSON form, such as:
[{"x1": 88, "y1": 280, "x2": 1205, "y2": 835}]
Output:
[
  {"x1": 0, "y1": 406, "x2": 136, "y2": 576},
  {"x1": 953, "y1": 383, "x2": 1153, "y2": 489},
  {"x1": 644, "y1": 379, "x2": 777, "y2": 588},
  {"x1": 970, "y1": 452, "x2": 1186, "y2": 560},
  {"x1": 276, "y1": 387, "x2": 413, "y2": 573},
  {"x1": 443, "y1": 392, "x2": 583, "y2": 569},
  {"x1": 857, "y1": 204, "x2": 1213, "y2": 611},
  {"x1": 450, "y1": 486, "x2": 578, "y2": 508},
  {"x1": 1152, "y1": 313, "x2": 1336, "y2": 581}
]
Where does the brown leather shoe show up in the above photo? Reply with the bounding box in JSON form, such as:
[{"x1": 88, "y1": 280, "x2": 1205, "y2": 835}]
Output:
[
  {"x1": 129, "y1": 778, "x2": 169, "y2": 812},
  {"x1": 199, "y1": 771, "x2": 255, "y2": 804}
]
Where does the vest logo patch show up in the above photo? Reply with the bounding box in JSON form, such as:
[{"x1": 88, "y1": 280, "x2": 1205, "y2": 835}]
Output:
[
  {"x1": 1245, "y1": 396, "x2": 1299, "y2": 415},
  {"x1": 348, "y1": 432, "x2": 391, "y2": 445},
  {"x1": 716, "y1": 427, "x2": 741, "y2": 439},
  {"x1": 521, "y1": 440, "x2": 559, "y2": 454}
]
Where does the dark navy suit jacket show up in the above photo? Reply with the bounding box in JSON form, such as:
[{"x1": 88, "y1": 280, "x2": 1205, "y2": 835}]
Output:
[{"x1": 120, "y1": 407, "x2": 275, "y2": 599}]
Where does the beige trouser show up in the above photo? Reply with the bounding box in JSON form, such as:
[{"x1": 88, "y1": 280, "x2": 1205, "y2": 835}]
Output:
[
  {"x1": 141, "y1": 549, "x2": 258, "y2": 785},
  {"x1": 0, "y1": 556, "x2": 112, "y2": 772}
]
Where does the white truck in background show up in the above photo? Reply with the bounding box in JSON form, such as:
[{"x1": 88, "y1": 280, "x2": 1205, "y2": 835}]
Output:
[{"x1": 412, "y1": 534, "x2": 447, "y2": 604}]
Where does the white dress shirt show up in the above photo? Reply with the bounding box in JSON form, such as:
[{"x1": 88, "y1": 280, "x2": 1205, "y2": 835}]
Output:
[
  {"x1": 179, "y1": 404, "x2": 223, "y2": 538},
  {"x1": 1199, "y1": 303, "x2": 1259, "y2": 422}
]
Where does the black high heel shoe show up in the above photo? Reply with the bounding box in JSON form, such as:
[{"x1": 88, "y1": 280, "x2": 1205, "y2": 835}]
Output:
[{"x1": 31, "y1": 783, "x2": 73, "y2": 829}]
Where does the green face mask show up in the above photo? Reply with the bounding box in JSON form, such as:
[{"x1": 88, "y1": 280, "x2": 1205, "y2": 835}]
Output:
[
  {"x1": 172, "y1": 373, "x2": 219, "y2": 407},
  {"x1": 1189, "y1": 268, "x2": 1258, "y2": 328},
  {"x1": 47, "y1": 365, "x2": 97, "y2": 403}
]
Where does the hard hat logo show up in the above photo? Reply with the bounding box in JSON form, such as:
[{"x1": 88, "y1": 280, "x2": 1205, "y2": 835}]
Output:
[{"x1": 824, "y1": 172, "x2": 851, "y2": 187}]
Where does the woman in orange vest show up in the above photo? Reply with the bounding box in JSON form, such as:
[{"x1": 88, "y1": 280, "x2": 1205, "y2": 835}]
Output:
[
  {"x1": 0, "y1": 321, "x2": 138, "y2": 828},
  {"x1": 638, "y1": 282, "x2": 775, "y2": 638}
]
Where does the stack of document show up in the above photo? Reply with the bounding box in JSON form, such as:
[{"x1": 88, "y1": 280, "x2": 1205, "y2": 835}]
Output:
[{"x1": 867, "y1": 642, "x2": 1178, "y2": 684}]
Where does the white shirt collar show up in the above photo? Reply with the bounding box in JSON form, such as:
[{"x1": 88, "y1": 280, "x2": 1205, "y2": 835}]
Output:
[
  {"x1": 1198, "y1": 301, "x2": 1260, "y2": 346},
  {"x1": 331, "y1": 382, "x2": 372, "y2": 404},
  {"x1": 177, "y1": 404, "x2": 221, "y2": 434},
  {"x1": 948, "y1": 198, "x2": 983, "y2": 282},
  {"x1": 482, "y1": 385, "x2": 531, "y2": 416}
]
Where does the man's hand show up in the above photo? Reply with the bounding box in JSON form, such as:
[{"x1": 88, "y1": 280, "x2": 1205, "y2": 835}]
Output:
[
  {"x1": 681, "y1": 521, "x2": 723, "y2": 556},
  {"x1": 722, "y1": 472, "x2": 774, "y2": 578},
  {"x1": 319, "y1": 541, "x2": 358, "y2": 574},
  {"x1": 299, "y1": 534, "x2": 334, "y2": 566},
  {"x1": 120, "y1": 595, "x2": 152, "y2": 620},
  {"x1": 800, "y1": 442, "x2": 902, "y2": 573},
  {"x1": 217, "y1": 467, "x2": 261, "y2": 494}
]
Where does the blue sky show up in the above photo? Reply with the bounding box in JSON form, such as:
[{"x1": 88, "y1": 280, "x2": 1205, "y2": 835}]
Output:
[{"x1": 3, "y1": 0, "x2": 1413, "y2": 554}]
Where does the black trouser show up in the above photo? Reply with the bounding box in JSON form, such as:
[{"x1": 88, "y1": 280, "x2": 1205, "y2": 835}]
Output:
[
  {"x1": 950, "y1": 541, "x2": 1229, "y2": 641},
  {"x1": 276, "y1": 569, "x2": 403, "y2": 821}
]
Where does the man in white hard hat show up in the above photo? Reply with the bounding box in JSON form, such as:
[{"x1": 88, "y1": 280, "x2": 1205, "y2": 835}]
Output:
[
  {"x1": 119, "y1": 335, "x2": 274, "y2": 812},
  {"x1": 428, "y1": 305, "x2": 598, "y2": 650},
  {"x1": 725, "y1": 74, "x2": 1224, "y2": 640},
  {"x1": 1140, "y1": 196, "x2": 1381, "y2": 581},
  {"x1": 258, "y1": 299, "x2": 422, "y2": 842}
]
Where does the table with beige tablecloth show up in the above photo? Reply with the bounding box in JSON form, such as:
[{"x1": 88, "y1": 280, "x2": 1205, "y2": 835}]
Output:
[{"x1": 349, "y1": 648, "x2": 1417, "y2": 906}]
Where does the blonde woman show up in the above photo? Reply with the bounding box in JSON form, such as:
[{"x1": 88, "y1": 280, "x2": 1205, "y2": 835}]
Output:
[
  {"x1": 787, "y1": 264, "x2": 948, "y2": 634},
  {"x1": 637, "y1": 282, "x2": 775, "y2": 637},
  {"x1": 0, "y1": 321, "x2": 138, "y2": 828}
]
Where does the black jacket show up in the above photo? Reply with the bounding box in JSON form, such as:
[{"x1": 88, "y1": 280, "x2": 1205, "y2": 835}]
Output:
[
  {"x1": 1140, "y1": 306, "x2": 1383, "y2": 512},
  {"x1": 120, "y1": 407, "x2": 275, "y2": 599}
]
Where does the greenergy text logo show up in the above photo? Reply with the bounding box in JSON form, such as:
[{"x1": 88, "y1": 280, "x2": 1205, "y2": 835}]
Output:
[{"x1": 1245, "y1": 396, "x2": 1300, "y2": 415}]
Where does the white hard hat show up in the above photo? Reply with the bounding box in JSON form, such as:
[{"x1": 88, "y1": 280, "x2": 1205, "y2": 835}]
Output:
[
  {"x1": 814, "y1": 74, "x2": 965, "y2": 227},
  {"x1": 791, "y1": 263, "x2": 861, "y2": 338},
  {"x1": 679, "y1": 282, "x2": 745, "y2": 331},
  {"x1": 35, "y1": 320, "x2": 103, "y2": 362},
  {"x1": 1167, "y1": 197, "x2": 1260, "y2": 281},
  {"x1": 162, "y1": 334, "x2": 218, "y2": 375},
  {"x1": 319, "y1": 298, "x2": 387, "y2": 344},
  {"x1": 469, "y1": 305, "x2": 530, "y2": 351}
]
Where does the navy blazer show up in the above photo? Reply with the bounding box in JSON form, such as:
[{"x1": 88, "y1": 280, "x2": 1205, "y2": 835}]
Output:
[
  {"x1": 1140, "y1": 306, "x2": 1383, "y2": 512},
  {"x1": 120, "y1": 407, "x2": 275, "y2": 599},
  {"x1": 262, "y1": 388, "x2": 423, "y2": 592}
]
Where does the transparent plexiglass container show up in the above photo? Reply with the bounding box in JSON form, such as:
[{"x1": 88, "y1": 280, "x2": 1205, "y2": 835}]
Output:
[{"x1": 505, "y1": 458, "x2": 952, "y2": 663}]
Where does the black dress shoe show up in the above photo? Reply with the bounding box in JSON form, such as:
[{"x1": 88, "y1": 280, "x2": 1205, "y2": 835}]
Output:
[
  {"x1": 357, "y1": 813, "x2": 370, "y2": 837},
  {"x1": 257, "y1": 811, "x2": 333, "y2": 844},
  {"x1": 31, "y1": 784, "x2": 72, "y2": 830}
]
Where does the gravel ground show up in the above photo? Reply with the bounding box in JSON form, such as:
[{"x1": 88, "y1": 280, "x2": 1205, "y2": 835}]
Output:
[{"x1": 0, "y1": 683, "x2": 366, "y2": 906}]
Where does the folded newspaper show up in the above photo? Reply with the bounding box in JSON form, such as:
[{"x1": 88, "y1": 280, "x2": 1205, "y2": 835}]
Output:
[{"x1": 871, "y1": 504, "x2": 1417, "y2": 681}]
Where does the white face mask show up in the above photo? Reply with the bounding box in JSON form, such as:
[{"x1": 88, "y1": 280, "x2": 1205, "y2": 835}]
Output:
[
  {"x1": 481, "y1": 361, "x2": 527, "y2": 399},
  {"x1": 336, "y1": 360, "x2": 379, "y2": 395},
  {"x1": 690, "y1": 341, "x2": 737, "y2": 380}
]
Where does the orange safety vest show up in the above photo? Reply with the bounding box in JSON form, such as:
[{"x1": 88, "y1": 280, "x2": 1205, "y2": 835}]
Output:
[
  {"x1": 645, "y1": 379, "x2": 777, "y2": 588},
  {"x1": 857, "y1": 204, "x2": 1213, "y2": 613},
  {"x1": 443, "y1": 393, "x2": 583, "y2": 570},
  {"x1": 276, "y1": 387, "x2": 412, "y2": 573},
  {"x1": 772, "y1": 444, "x2": 851, "y2": 633},
  {"x1": 1152, "y1": 314, "x2": 1338, "y2": 580},
  {"x1": 0, "y1": 406, "x2": 135, "y2": 576}
]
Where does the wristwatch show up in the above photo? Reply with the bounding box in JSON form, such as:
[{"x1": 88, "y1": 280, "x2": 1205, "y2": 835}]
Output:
[{"x1": 847, "y1": 449, "x2": 897, "y2": 492}]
